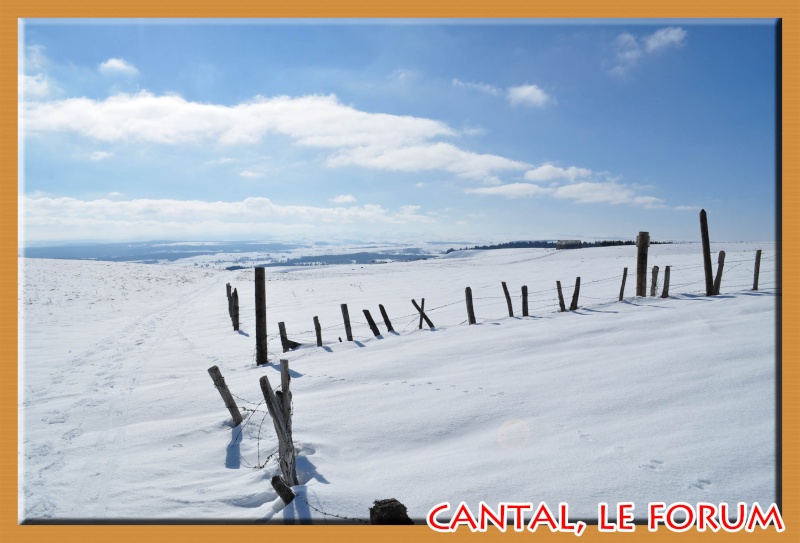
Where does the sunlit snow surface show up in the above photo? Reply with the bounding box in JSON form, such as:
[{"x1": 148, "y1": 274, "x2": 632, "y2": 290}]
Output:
[{"x1": 19, "y1": 242, "x2": 778, "y2": 523}]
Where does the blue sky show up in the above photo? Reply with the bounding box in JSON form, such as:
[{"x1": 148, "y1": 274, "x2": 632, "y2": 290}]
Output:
[{"x1": 19, "y1": 19, "x2": 777, "y2": 245}]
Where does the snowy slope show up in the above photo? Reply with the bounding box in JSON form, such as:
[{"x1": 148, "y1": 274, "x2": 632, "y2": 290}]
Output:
[{"x1": 19, "y1": 242, "x2": 778, "y2": 523}]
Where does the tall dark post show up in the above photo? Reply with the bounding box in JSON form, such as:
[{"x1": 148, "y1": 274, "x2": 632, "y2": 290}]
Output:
[
  {"x1": 313, "y1": 316, "x2": 322, "y2": 347},
  {"x1": 569, "y1": 277, "x2": 581, "y2": 311},
  {"x1": 341, "y1": 303, "x2": 353, "y2": 341},
  {"x1": 636, "y1": 231, "x2": 649, "y2": 297},
  {"x1": 255, "y1": 267, "x2": 268, "y2": 365},
  {"x1": 650, "y1": 266, "x2": 660, "y2": 297},
  {"x1": 465, "y1": 287, "x2": 476, "y2": 325},
  {"x1": 502, "y1": 282, "x2": 514, "y2": 317},
  {"x1": 753, "y1": 250, "x2": 762, "y2": 290},
  {"x1": 379, "y1": 304, "x2": 395, "y2": 333},
  {"x1": 231, "y1": 288, "x2": 239, "y2": 332},
  {"x1": 363, "y1": 309, "x2": 381, "y2": 337},
  {"x1": 700, "y1": 210, "x2": 714, "y2": 296},
  {"x1": 521, "y1": 286, "x2": 529, "y2": 317},
  {"x1": 556, "y1": 281, "x2": 566, "y2": 312},
  {"x1": 661, "y1": 266, "x2": 671, "y2": 298},
  {"x1": 619, "y1": 267, "x2": 628, "y2": 302},
  {"x1": 713, "y1": 251, "x2": 726, "y2": 295}
]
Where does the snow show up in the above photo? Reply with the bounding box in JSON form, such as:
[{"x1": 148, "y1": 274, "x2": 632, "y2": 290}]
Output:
[{"x1": 19, "y1": 242, "x2": 778, "y2": 523}]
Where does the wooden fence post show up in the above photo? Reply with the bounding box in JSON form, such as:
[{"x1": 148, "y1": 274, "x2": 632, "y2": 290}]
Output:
[
  {"x1": 278, "y1": 322, "x2": 301, "y2": 352},
  {"x1": 207, "y1": 365, "x2": 243, "y2": 426},
  {"x1": 255, "y1": 267, "x2": 268, "y2": 365},
  {"x1": 232, "y1": 288, "x2": 239, "y2": 332},
  {"x1": 341, "y1": 303, "x2": 353, "y2": 341},
  {"x1": 465, "y1": 287, "x2": 476, "y2": 325},
  {"x1": 271, "y1": 475, "x2": 295, "y2": 505},
  {"x1": 313, "y1": 316, "x2": 322, "y2": 347},
  {"x1": 411, "y1": 299, "x2": 435, "y2": 329},
  {"x1": 502, "y1": 281, "x2": 514, "y2": 317},
  {"x1": 619, "y1": 267, "x2": 628, "y2": 302},
  {"x1": 636, "y1": 231, "x2": 649, "y2": 297},
  {"x1": 661, "y1": 265, "x2": 671, "y2": 298},
  {"x1": 700, "y1": 210, "x2": 714, "y2": 296},
  {"x1": 226, "y1": 283, "x2": 233, "y2": 318},
  {"x1": 556, "y1": 281, "x2": 566, "y2": 312},
  {"x1": 569, "y1": 277, "x2": 581, "y2": 311},
  {"x1": 363, "y1": 309, "x2": 381, "y2": 337},
  {"x1": 259, "y1": 360, "x2": 298, "y2": 486},
  {"x1": 522, "y1": 286, "x2": 528, "y2": 317},
  {"x1": 753, "y1": 249, "x2": 762, "y2": 290},
  {"x1": 713, "y1": 250, "x2": 726, "y2": 295},
  {"x1": 650, "y1": 265, "x2": 660, "y2": 297},
  {"x1": 379, "y1": 304, "x2": 395, "y2": 333}
]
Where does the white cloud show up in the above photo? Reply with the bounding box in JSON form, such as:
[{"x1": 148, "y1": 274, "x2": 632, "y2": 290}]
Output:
[
  {"x1": 330, "y1": 194, "x2": 357, "y2": 203},
  {"x1": 19, "y1": 74, "x2": 51, "y2": 100},
  {"x1": 553, "y1": 181, "x2": 665, "y2": 208},
  {"x1": 674, "y1": 205, "x2": 701, "y2": 211},
  {"x1": 99, "y1": 58, "x2": 139, "y2": 76},
  {"x1": 239, "y1": 170, "x2": 263, "y2": 178},
  {"x1": 644, "y1": 27, "x2": 688, "y2": 53},
  {"x1": 89, "y1": 151, "x2": 112, "y2": 161},
  {"x1": 507, "y1": 84, "x2": 551, "y2": 108},
  {"x1": 23, "y1": 195, "x2": 435, "y2": 242},
  {"x1": 25, "y1": 45, "x2": 48, "y2": 71},
  {"x1": 392, "y1": 69, "x2": 417, "y2": 83},
  {"x1": 452, "y1": 78, "x2": 502, "y2": 96},
  {"x1": 465, "y1": 183, "x2": 552, "y2": 198},
  {"x1": 524, "y1": 164, "x2": 592, "y2": 183},
  {"x1": 608, "y1": 27, "x2": 687, "y2": 77}
]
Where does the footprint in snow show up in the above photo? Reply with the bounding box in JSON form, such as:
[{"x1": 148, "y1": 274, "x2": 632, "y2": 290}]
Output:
[{"x1": 693, "y1": 478, "x2": 712, "y2": 490}]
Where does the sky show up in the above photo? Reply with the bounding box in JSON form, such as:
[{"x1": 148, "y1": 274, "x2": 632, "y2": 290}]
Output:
[{"x1": 18, "y1": 19, "x2": 778, "y2": 245}]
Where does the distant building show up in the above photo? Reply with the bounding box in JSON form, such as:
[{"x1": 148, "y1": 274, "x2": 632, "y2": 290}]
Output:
[{"x1": 556, "y1": 240, "x2": 582, "y2": 250}]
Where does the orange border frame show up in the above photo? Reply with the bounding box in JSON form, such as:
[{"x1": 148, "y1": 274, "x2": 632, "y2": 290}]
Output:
[{"x1": 2, "y1": 2, "x2": 797, "y2": 542}]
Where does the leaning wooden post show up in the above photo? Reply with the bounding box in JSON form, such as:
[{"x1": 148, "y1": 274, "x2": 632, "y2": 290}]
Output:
[
  {"x1": 271, "y1": 475, "x2": 295, "y2": 505},
  {"x1": 636, "y1": 231, "x2": 649, "y2": 297},
  {"x1": 521, "y1": 286, "x2": 529, "y2": 317},
  {"x1": 713, "y1": 251, "x2": 726, "y2": 295},
  {"x1": 379, "y1": 304, "x2": 395, "y2": 333},
  {"x1": 465, "y1": 287, "x2": 476, "y2": 325},
  {"x1": 207, "y1": 365, "x2": 243, "y2": 426},
  {"x1": 259, "y1": 364, "x2": 298, "y2": 486},
  {"x1": 556, "y1": 281, "x2": 566, "y2": 312},
  {"x1": 753, "y1": 249, "x2": 762, "y2": 290},
  {"x1": 313, "y1": 316, "x2": 322, "y2": 347},
  {"x1": 341, "y1": 303, "x2": 353, "y2": 341},
  {"x1": 363, "y1": 309, "x2": 381, "y2": 337},
  {"x1": 278, "y1": 322, "x2": 301, "y2": 352},
  {"x1": 411, "y1": 299, "x2": 435, "y2": 329},
  {"x1": 569, "y1": 277, "x2": 581, "y2": 311},
  {"x1": 700, "y1": 210, "x2": 714, "y2": 296},
  {"x1": 255, "y1": 267, "x2": 268, "y2": 365},
  {"x1": 501, "y1": 281, "x2": 514, "y2": 317},
  {"x1": 619, "y1": 267, "x2": 628, "y2": 302},
  {"x1": 231, "y1": 288, "x2": 240, "y2": 332},
  {"x1": 650, "y1": 265, "x2": 660, "y2": 297},
  {"x1": 418, "y1": 298, "x2": 426, "y2": 329},
  {"x1": 661, "y1": 266, "x2": 671, "y2": 298}
]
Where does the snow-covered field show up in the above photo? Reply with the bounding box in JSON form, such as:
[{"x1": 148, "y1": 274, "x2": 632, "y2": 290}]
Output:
[{"x1": 18, "y1": 242, "x2": 779, "y2": 523}]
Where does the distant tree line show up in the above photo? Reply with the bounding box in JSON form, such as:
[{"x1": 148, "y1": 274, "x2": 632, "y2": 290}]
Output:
[{"x1": 445, "y1": 239, "x2": 672, "y2": 254}]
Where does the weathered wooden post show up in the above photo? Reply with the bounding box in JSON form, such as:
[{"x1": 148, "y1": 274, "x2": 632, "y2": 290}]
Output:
[
  {"x1": 661, "y1": 266, "x2": 671, "y2": 298},
  {"x1": 619, "y1": 267, "x2": 628, "y2": 302},
  {"x1": 226, "y1": 283, "x2": 233, "y2": 318},
  {"x1": 753, "y1": 249, "x2": 762, "y2": 290},
  {"x1": 255, "y1": 267, "x2": 268, "y2": 365},
  {"x1": 341, "y1": 303, "x2": 353, "y2": 341},
  {"x1": 259, "y1": 359, "x2": 298, "y2": 487},
  {"x1": 271, "y1": 475, "x2": 295, "y2": 505},
  {"x1": 502, "y1": 281, "x2": 514, "y2": 317},
  {"x1": 411, "y1": 299, "x2": 435, "y2": 329},
  {"x1": 713, "y1": 251, "x2": 726, "y2": 295},
  {"x1": 465, "y1": 287, "x2": 476, "y2": 325},
  {"x1": 636, "y1": 231, "x2": 649, "y2": 297},
  {"x1": 522, "y1": 286, "x2": 529, "y2": 317},
  {"x1": 379, "y1": 304, "x2": 395, "y2": 333},
  {"x1": 363, "y1": 309, "x2": 381, "y2": 337},
  {"x1": 207, "y1": 365, "x2": 243, "y2": 426},
  {"x1": 278, "y1": 322, "x2": 301, "y2": 352},
  {"x1": 700, "y1": 210, "x2": 714, "y2": 296},
  {"x1": 556, "y1": 281, "x2": 566, "y2": 312},
  {"x1": 231, "y1": 288, "x2": 240, "y2": 332},
  {"x1": 313, "y1": 316, "x2": 322, "y2": 347},
  {"x1": 569, "y1": 277, "x2": 581, "y2": 311},
  {"x1": 650, "y1": 265, "x2": 660, "y2": 297}
]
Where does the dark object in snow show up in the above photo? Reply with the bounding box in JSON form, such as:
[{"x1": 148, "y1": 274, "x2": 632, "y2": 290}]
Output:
[
  {"x1": 271, "y1": 475, "x2": 295, "y2": 505},
  {"x1": 369, "y1": 498, "x2": 414, "y2": 525}
]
